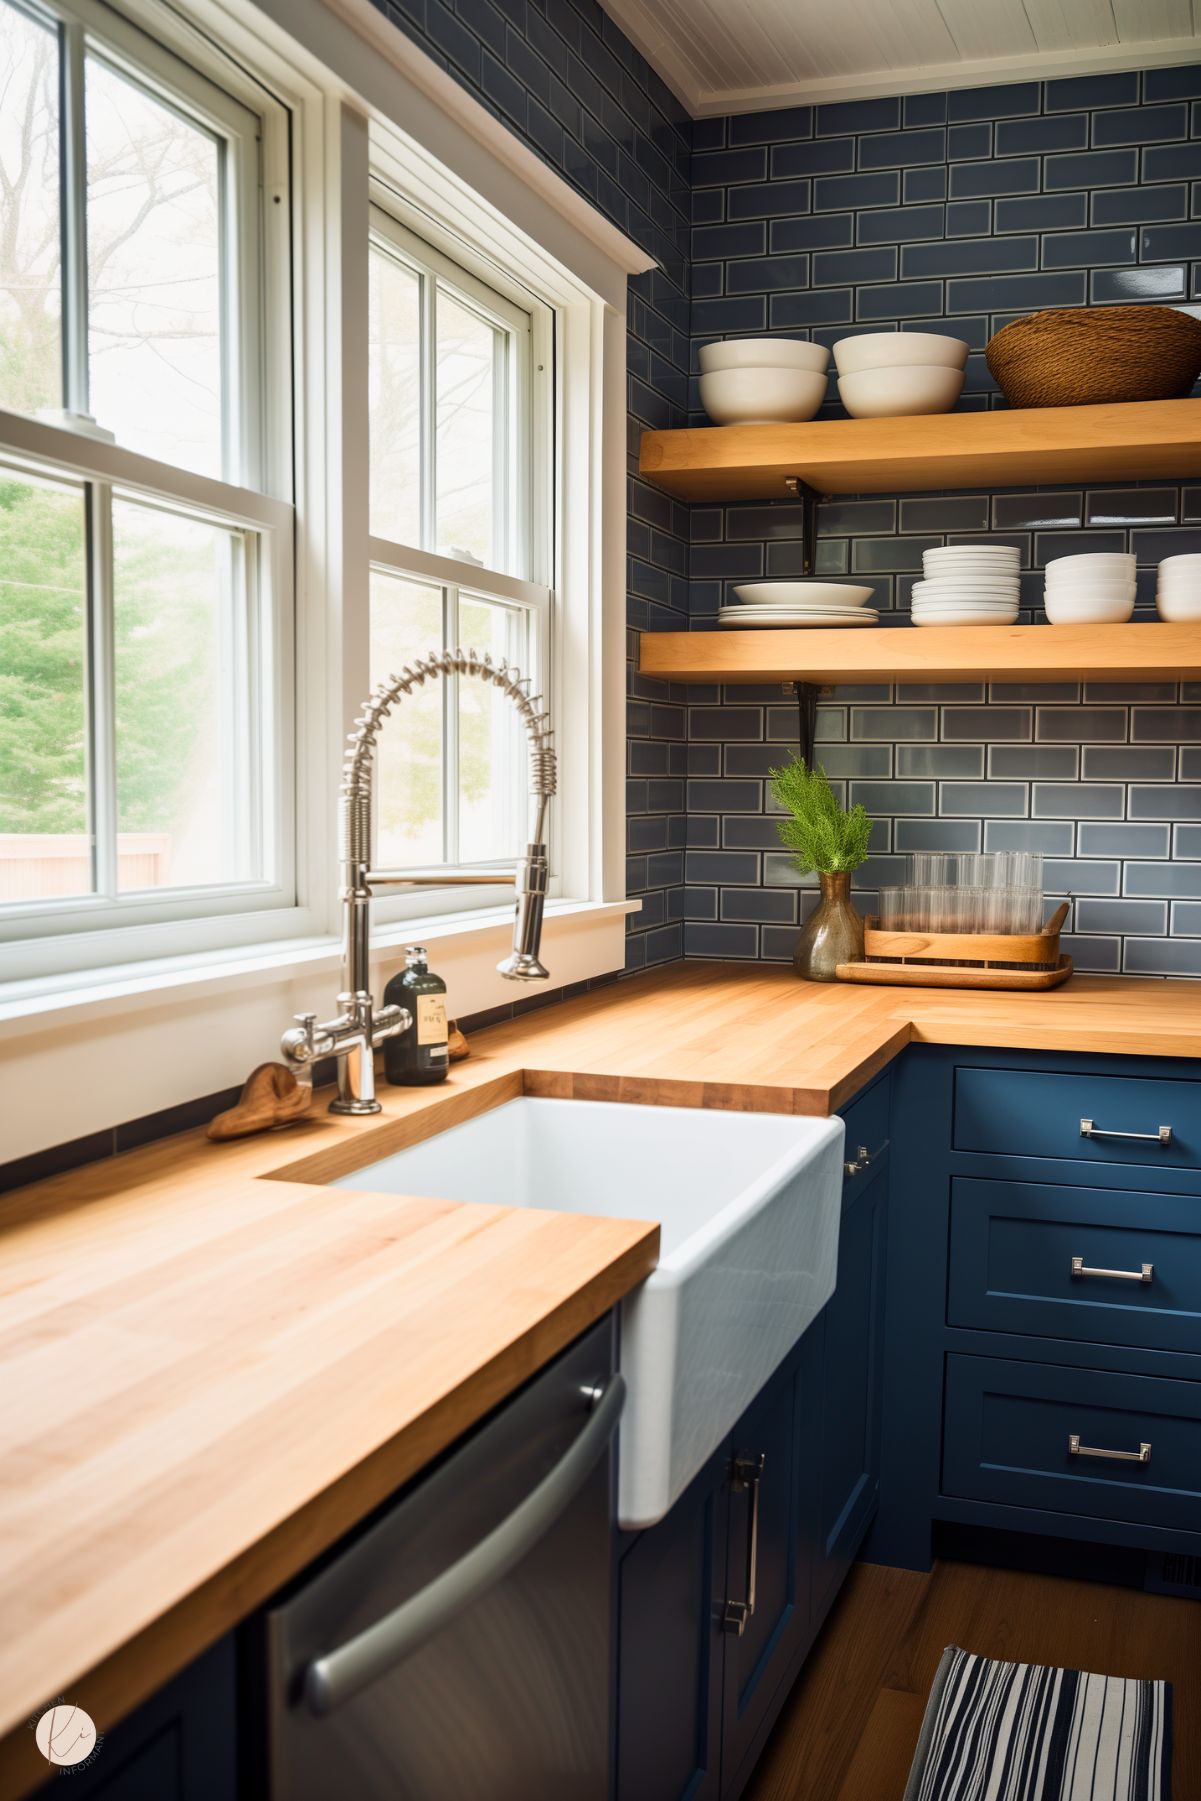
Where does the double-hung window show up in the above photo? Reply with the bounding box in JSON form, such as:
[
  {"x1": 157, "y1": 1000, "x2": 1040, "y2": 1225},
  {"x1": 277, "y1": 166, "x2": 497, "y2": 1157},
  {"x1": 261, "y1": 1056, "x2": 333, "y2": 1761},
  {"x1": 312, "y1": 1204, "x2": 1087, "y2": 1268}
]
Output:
[
  {"x1": 366, "y1": 202, "x2": 553, "y2": 896},
  {"x1": 0, "y1": 0, "x2": 290, "y2": 963}
]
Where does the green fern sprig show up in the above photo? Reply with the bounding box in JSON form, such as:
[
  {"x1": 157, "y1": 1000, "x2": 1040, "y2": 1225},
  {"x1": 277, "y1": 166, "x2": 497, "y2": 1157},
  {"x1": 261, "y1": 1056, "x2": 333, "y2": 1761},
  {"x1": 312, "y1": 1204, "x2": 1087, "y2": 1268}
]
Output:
[{"x1": 768, "y1": 757, "x2": 873, "y2": 876}]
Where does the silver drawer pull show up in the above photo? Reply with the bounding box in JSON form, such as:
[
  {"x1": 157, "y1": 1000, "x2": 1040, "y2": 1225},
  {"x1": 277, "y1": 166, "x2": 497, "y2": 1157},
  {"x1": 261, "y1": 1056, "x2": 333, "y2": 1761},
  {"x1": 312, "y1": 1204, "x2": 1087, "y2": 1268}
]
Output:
[
  {"x1": 1070, "y1": 1256, "x2": 1154, "y2": 1284},
  {"x1": 844, "y1": 1138, "x2": 889, "y2": 1178},
  {"x1": 1080, "y1": 1117, "x2": 1172, "y2": 1146},
  {"x1": 1068, "y1": 1433, "x2": 1151, "y2": 1465}
]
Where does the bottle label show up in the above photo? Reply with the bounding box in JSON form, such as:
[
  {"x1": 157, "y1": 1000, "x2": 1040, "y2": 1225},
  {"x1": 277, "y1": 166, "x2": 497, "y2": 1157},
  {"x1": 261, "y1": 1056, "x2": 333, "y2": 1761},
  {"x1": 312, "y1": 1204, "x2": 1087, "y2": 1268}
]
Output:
[{"x1": 416, "y1": 993, "x2": 448, "y2": 1046}]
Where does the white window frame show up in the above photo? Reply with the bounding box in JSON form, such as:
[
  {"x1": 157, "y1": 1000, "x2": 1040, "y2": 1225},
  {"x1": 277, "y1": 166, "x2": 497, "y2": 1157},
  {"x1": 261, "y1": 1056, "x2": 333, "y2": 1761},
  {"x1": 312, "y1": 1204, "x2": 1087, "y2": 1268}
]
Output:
[
  {"x1": 0, "y1": 0, "x2": 652, "y2": 1167},
  {"x1": 0, "y1": 0, "x2": 296, "y2": 981},
  {"x1": 364, "y1": 196, "x2": 558, "y2": 918}
]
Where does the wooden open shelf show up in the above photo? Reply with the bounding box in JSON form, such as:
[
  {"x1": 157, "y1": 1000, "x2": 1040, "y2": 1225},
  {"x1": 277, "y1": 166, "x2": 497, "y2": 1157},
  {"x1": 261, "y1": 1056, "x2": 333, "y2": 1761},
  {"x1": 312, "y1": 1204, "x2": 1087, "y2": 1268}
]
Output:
[
  {"x1": 639, "y1": 398, "x2": 1201, "y2": 501},
  {"x1": 639, "y1": 621, "x2": 1200, "y2": 685}
]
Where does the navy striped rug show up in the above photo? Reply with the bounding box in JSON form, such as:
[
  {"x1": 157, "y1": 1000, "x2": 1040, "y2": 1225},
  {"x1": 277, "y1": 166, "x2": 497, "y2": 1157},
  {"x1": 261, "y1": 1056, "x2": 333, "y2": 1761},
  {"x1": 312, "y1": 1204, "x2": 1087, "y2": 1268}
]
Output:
[{"x1": 903, "y1": 1646, "x2": 1171, "y2": 1800}]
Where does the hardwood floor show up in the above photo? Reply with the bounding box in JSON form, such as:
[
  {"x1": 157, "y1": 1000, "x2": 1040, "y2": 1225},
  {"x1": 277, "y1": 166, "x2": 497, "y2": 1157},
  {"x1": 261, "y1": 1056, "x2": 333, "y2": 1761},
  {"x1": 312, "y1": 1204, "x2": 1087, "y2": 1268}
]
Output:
[{"x1": 745, "y1": 1558, "x2": 1201, "y2": 1800}]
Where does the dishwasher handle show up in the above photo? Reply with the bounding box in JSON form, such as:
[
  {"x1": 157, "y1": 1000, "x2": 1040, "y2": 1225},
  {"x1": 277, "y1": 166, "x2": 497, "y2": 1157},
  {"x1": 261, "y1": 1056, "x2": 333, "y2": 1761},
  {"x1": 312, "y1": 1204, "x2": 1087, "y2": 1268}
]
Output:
[{"x1": 303, "y1": 1371, "x2": 626, "y2": 1717}]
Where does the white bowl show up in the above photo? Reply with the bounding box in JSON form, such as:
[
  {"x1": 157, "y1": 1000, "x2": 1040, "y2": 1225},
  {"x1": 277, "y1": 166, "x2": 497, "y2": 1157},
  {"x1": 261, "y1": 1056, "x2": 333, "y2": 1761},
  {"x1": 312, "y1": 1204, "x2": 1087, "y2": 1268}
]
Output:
[
  {"x1": 700, "y1": 367, "x2": 827, "y2": 425},
  {"x1": 1044, "y1": 553, "x2": 1135, "y2": 578},
  {"x1": 1156, "y1": 592, "x2": 1201, "y2": 620},
  {"x1": 699, "y1": 338, "x2": 829, "y2": 375},
  {"x1": 832, "y1": 332, "x2": 970, "y2": 375},
  {"x1": 1044, "y1": 579, "x2": 1137, "y2": 603},
  {"x1": 1043, "y1": 592, "x2": 1135, "y2": 624},
  {"x1": 734, "y1": 580, "x2": 875, "y2": 607},
  {"x1": 838, "y1": 365, "x2": 964, "y2": 418},
  {"x1": 1156, "y1": 553, "x2": 1201, "y2": 572}
]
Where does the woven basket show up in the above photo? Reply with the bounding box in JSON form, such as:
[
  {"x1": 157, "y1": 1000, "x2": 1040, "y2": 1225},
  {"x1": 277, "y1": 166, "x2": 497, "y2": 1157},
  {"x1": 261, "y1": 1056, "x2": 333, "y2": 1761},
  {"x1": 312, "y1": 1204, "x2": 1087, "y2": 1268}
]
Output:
[{"x1": 986, "y1": 305, "x2": 1201, "y2": 408}]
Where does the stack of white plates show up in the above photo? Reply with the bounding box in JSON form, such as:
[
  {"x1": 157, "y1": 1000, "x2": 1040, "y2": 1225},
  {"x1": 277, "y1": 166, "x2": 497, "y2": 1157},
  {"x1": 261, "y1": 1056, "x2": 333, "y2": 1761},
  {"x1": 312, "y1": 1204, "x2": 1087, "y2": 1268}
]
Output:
[
  {"x1": 910, "y1": 544, "x2": 1021, "y2": 626},
  {"x1": 1156, "y1": 553, "x2": 1201, "y2": 622},
  {"x1": 720, "y1": 579, "x2": 879, "y2": 628},
  {"x1": 1043, "y1": 552, "x2": 1135, "y2": 624}
]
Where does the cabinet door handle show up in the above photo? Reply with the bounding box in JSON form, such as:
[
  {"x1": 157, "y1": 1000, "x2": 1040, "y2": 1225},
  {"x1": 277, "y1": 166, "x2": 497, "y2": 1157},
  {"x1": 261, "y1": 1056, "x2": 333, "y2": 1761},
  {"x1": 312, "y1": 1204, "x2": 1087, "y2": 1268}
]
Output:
[
  {"x1": 844, "y1": 1137, "x2": 889, "y2": 1179},
  {"x1": 1080, "y1": 1117, "x2": 1172, "y2": 1146},
  {"x1": 1070, "y1": 1256, "x2": 1154, "y2": 1284},
  {"x1": 722, "y1": 1452, "x2": 766, "y2": 1637},
  {"x1": 1068, "y1": 1433, "x2": 1151, "y2": 1465}
]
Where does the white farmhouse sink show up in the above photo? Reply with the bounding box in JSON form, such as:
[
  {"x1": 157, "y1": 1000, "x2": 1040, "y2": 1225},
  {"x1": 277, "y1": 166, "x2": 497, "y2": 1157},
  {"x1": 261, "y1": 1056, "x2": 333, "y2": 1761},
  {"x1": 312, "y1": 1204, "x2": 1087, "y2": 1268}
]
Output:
[{"x1": 333, "y1": 1097, "x2": 845, "y2": 1528}]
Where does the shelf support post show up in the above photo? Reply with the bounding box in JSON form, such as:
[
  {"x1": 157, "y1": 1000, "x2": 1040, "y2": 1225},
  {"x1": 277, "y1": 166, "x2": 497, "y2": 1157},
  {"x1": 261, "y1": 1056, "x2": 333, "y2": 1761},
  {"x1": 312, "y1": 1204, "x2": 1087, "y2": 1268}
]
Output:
[
  {"x1": 795, "y1": 682, "x2": 819, "y2": 768},
  {"x1": 783, "y1": 476, "x2": 823, "y2": 576},
  {"x1": 779, "y1": 477, "x2": 824, "y2": 769}
]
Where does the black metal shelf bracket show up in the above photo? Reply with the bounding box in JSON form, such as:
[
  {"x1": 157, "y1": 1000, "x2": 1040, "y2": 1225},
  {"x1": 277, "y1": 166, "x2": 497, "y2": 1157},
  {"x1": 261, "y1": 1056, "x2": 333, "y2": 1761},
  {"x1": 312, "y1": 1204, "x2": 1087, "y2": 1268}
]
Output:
[
  {"x1": 781, "y1": 476, "x2": 825, "y2": 765},
  {"x1": 794, "y1": 682, "x2": 820, "y2": 768},
  {"x1": 782, "y1": 476, "x2": 823, "y2": 576}
]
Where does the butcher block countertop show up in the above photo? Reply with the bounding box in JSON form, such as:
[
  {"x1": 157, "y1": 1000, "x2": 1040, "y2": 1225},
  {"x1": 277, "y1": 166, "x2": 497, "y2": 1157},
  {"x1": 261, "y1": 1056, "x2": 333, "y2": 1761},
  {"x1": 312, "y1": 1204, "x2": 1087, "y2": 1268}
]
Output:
[{"x1": 0, "y1": 962, "x2": 1198, "y2": 1796}]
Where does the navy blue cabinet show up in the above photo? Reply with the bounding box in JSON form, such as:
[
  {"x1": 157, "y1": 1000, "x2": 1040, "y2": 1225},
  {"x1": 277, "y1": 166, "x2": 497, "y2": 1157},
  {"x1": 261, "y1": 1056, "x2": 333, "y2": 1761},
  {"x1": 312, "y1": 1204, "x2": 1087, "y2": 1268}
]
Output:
[
  {"x1": 32, "y1": 1637, "x2": 237, "y2": 1801},
  {"x1": 617, "y1": 1078, "x2": 890, "y2": 1801},
  {"x1": 813, "y1": 1152, "x2": 888, "y2": 1624},
  {"x1": 616, "y1": 1442, "x2": 728, "y2": 1801},
  {"x1": 720, "y1": 1338, "x2": 822, "y2": 1800},
  {"x1": 876, "y1": 1045, "x2": 1201, "y2": 1574}
]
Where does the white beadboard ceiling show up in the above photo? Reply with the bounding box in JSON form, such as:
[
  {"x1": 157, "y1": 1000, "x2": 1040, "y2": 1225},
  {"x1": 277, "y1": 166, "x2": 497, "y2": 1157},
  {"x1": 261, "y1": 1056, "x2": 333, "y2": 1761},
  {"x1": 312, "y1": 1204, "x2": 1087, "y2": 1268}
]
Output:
[{"x1": 600, "y1": 0, "x2": 1201, "y2": 114}]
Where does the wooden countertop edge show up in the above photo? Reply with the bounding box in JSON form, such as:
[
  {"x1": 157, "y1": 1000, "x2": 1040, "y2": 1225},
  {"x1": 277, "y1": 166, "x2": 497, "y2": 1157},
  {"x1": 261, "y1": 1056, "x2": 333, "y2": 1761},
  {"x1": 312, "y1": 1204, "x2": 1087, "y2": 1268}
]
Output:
[
  {"x1": 0, "y1": 963, "x2": 1196, "y2": 1796},
  {"x1": 0, "y1": 1221, "x2": 657, "y2": 1801}
]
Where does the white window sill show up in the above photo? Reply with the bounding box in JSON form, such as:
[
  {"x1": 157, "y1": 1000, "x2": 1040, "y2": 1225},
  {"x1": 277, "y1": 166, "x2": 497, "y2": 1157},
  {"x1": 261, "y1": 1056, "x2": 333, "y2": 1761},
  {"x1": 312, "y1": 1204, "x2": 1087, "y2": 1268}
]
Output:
[{"x1": 0, "y1": 899, "x2": 639, "y2": 1039}]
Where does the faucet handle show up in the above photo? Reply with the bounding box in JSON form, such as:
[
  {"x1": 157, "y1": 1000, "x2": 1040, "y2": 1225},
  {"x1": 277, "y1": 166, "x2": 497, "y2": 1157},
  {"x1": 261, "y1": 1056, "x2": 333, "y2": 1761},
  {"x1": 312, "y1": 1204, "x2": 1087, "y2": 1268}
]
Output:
[{"x1": 282, "y1": 1012, "x2": 319, "y2": 1064}]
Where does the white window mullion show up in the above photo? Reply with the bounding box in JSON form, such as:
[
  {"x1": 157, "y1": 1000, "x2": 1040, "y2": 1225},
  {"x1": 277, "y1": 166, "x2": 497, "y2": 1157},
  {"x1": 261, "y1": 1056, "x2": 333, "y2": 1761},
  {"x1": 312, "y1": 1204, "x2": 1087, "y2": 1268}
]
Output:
[
  {"x1": 58, "y1": 16, "x2": 91, "y2": 428},
  {"x1": 420, "y1": 270, "x2": 436, "y2": 555},
  {"x1": 86, "y1": 481, "x2": 117, "y2": 898},
  {"x1": 444, "y1": 582, "x2": 459, "y2": 866},
  {"x1": 491, "y1": 327, "x2": 505, "y2": 574}
]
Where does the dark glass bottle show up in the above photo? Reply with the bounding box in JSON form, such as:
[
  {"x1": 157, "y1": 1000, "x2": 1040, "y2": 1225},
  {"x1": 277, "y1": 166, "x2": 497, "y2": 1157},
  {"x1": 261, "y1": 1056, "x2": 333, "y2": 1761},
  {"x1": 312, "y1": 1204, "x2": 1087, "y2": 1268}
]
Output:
[{"x1": 382, "y1": 946, "x2": 449, "y2": 1086}]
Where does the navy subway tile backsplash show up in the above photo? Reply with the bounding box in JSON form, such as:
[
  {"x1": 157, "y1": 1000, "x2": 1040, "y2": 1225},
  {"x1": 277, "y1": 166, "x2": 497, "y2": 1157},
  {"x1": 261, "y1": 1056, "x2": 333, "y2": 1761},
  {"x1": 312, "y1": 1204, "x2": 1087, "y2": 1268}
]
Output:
[
  {"x1": 687, "y1": 66, "x2": 1201, "y2": 977},
  {"x1": 329, "y1": 20, "x2": 1201, "y2": 982}
]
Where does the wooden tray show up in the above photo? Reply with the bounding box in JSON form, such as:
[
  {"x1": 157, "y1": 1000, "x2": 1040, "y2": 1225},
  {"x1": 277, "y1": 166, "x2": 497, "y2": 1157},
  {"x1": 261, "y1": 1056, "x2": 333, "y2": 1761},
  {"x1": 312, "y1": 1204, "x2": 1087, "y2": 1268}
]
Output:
[
  {"x1": 836, "y1": 954, "x2": 1075, "y2": 991},
  {"x1": 861, "y1": 900, "x2": 1069, "y2": 968}
]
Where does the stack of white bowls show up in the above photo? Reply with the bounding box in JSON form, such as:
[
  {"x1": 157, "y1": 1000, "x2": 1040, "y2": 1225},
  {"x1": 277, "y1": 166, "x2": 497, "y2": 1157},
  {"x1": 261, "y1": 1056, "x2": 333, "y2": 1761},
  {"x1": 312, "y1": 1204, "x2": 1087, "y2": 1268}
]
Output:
[
  {"x1": 721, "y1": 580, "x2": 878, "y2": 628},
  {"x1": 698, "y1": 338, "x2": 828, "y2": 425},
  {"x1": 1156, "y1": 554, "x2": 1201, "y2": 621},
  {"x1": 1042, "y1": 553, "x2": 1135, "y2": 624},
  {"x1": 910, "y1": 544, "x2": 1021, "y2": 626},
  {"x1": 833, "y1": 332, "x2": 969, "y2": 418}
]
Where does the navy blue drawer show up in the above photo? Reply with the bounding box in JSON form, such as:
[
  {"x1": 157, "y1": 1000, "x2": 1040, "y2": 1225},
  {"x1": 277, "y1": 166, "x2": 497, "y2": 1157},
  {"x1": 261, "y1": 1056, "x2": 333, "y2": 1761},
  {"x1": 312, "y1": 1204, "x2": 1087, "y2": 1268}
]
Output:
[
  {"x1": 948, "y1": 1177, "x2": 1201, "y2": 1355},
  {"x1": 944, "y1": 1354, "x2": 1201, "y2": 1534},
  {"x1": 954, "y1": 1067, "x2": 1201, "y2": 1175}
]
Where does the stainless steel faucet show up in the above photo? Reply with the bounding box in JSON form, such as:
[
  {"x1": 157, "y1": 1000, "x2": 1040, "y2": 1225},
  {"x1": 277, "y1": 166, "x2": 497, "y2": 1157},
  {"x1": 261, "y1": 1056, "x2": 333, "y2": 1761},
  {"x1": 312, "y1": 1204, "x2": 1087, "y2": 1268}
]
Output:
[{"x1": 281, "y1": 649, "x2": 556, "y2": 1115}]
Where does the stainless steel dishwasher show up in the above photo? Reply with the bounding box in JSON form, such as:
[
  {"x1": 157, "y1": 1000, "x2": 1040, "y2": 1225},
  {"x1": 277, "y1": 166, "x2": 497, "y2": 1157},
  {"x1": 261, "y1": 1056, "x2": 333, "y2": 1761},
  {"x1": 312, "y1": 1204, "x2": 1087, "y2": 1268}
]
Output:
[{"x1": 263, "y1": 1317, "x2": 621, "y2": 1801}]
